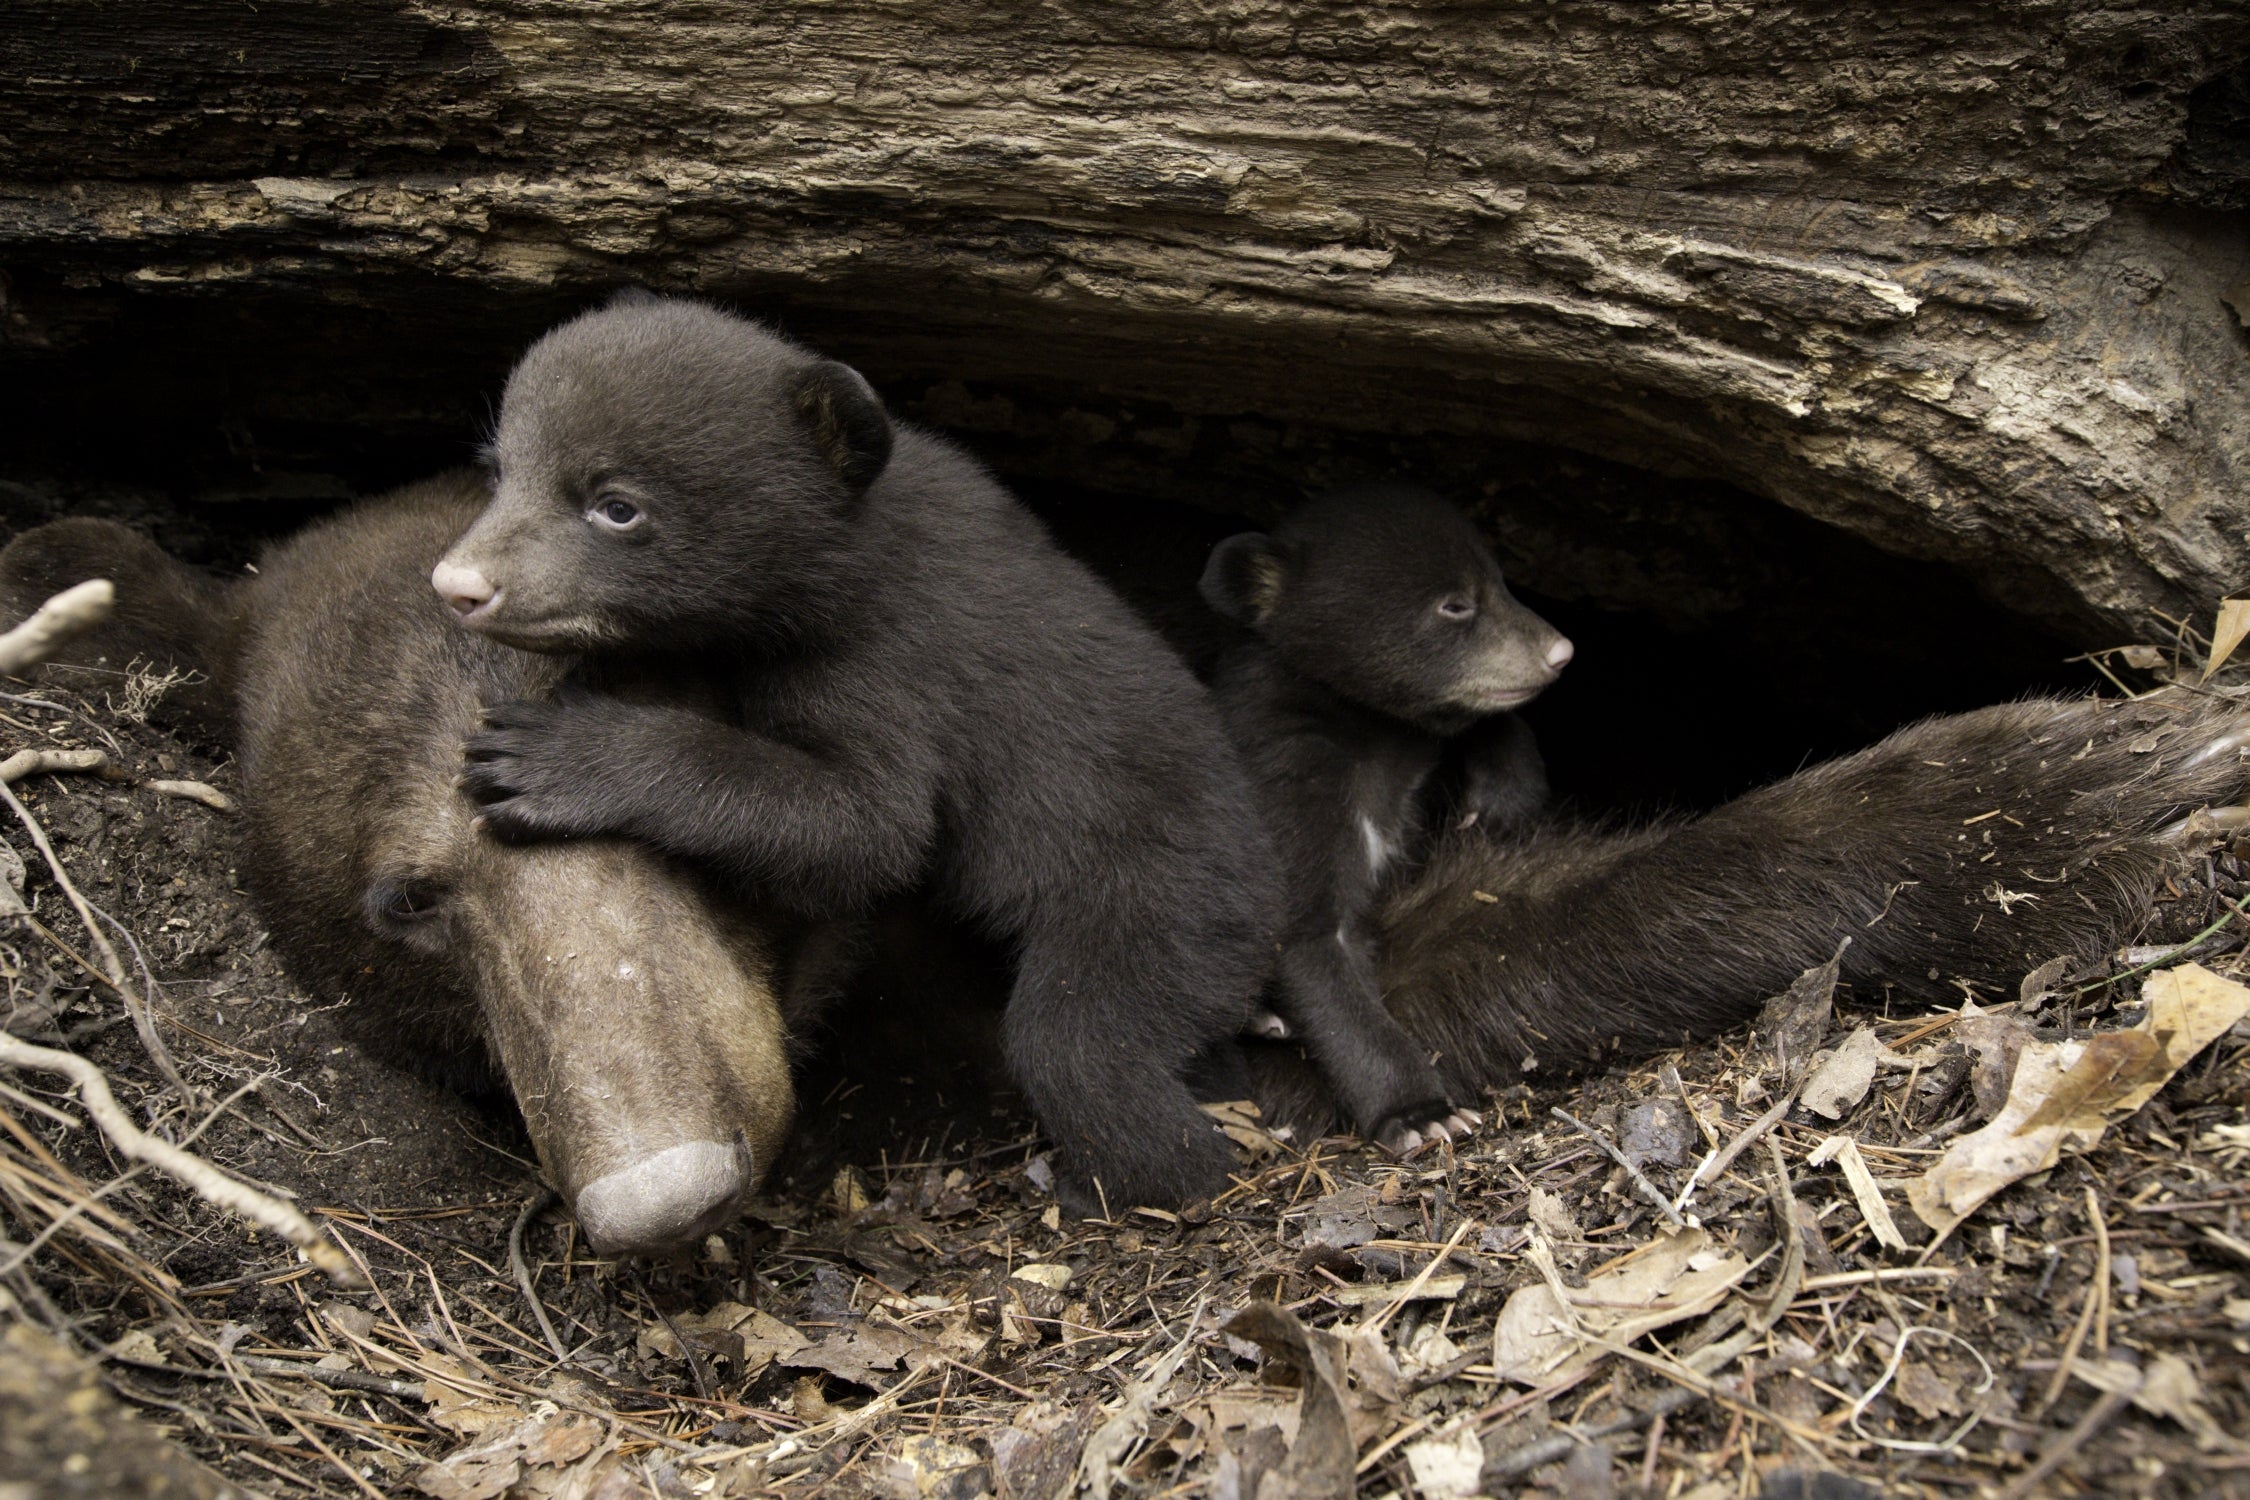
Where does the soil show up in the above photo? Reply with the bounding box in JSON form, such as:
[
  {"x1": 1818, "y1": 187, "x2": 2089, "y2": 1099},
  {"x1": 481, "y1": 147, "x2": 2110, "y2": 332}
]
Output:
[{"x1": 0, "y1": 478, "x2": 2247, "y2": 1500}]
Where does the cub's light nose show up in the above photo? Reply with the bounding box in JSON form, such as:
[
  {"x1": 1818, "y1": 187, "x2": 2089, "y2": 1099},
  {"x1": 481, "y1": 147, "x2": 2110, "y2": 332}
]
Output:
[
  {"x1": 1545, "y1": 636, "x2": 1576, "y2": 672},
  {"x1": 431, "y1": 559, "x2": 497, "y2": 618},
  {"x1": 571, "y1": 1138, "x2": 753, "y2": 1256}
]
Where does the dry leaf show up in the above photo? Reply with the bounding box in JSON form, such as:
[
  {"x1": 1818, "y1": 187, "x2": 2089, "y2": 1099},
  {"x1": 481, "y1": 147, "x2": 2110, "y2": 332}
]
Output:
[
  {"x1": 1908, "y1": 964, "x2": 2250, "y2": 1239},
  {"x1": 1223, "y1": 1303, "x2": 1359, "y2": 1499},
  {"x1": 1403, "y1": 1423, "x2": 1485, "y2": 1499},
  {"x1": 1808, "y1": 1135, "x2": 1908, "y2": 1252},
  {"x1": 636, "y1": 1302, "x2": 806, "y2": 1379},
  {"x1": 783, "y1": 1321, "x2": 931, "y2": 1388},
  {"x1": 1956, "y1": 1002, "x2": 2037, "y2": 1120},
  {"x1": 411, "y1": 1413, "x2": 600, "y2": 1500},
  {"x1": 1490, "y1": 1226, "x2": 1752, "y2": 1385},
  {"x1": 1202, "y1": 1098, "x2": 1288, "y2": 1160},
  {"x1": 2205, "y1": 599, "x2": 2250, "y2": 681},
  {"x1": 1759, "y1": 942, "x2": 1846, "y2": 1086},
  {"x1": 1894, "y1": 1361, "x2": 1964, "y2": 1421},
  {"x1": 988, "y1": 1401, "x2": 1098, "y2": 1500},
  {"x1": 871, "y1": 1433, "x2": 987, "y2": 1500},
  {"x1": 2071, "y1": 1352, "x2": 2241, "y2": 1452},
  {"x1": 1801, "y1": 1028, "x2": 1888, "y2": 1119},
  {"x1": 419, "y1": 1354, "x2": 519, "y2": 1437},
  {"x1": 1011, "y1": 1263, "x2": 1072, "y2": 1293}
]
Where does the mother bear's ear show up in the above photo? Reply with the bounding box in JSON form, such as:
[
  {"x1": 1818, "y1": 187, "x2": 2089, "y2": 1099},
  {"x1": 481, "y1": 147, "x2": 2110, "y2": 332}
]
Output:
[
  {"x1": 791, "y1": 360, "x2": 895, "y2": 496},
  {"x1": 1200, "y1": 532, "x2": 1291, "y2": 629}
]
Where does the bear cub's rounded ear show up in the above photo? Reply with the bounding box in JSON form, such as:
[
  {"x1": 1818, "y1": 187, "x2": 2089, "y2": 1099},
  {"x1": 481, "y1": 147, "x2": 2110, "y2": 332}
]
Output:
[
  {"x1": 1200, "y1": 532, "x2": 1289, "y2": 628},
  {"x1": 792, "y1": 360, "x2": 895, "y2": 495}
]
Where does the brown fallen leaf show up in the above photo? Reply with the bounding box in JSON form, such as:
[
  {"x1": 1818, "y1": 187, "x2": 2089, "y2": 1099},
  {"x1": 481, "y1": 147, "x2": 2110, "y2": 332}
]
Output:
[
  {"x1": 1893, "y1": 1360, "x2": 1963, "y2": 1421},
  {"x1": 1225, "y1": 1302, "x2": 1360, "y2": 1499},
  {"x1": 410, "y1": 1413, "x2": 601, "y2": 1500},
  {"x1": 419, "y1": 1353, "x2": 519, "y2": 1437},
  {"x1": 1490, "y1": 1226, "x2": 1752, "y2": 1386},
  {"x1": 783, "y1": 1320, "x2": 932, "y2": 1388},
  {"x1": 1758, "y1": 941, "x2": 1847, "y2": 1087},
  {"x1": 1908, "y1": 964, "x2": 2250, "y2": 1241},
  {"x1": 1800, "y1": 1028, "x2": 1889, "y2": 1119},
  {"x1": 636, "y1": 1302, "x2": 807, "y2": 1379},
  {"x1": 1956, "y1": 1000, "x2": 2037, "y2": 1120},
  {"x1": 2205, "y1": 598, "x2": 2250, "y2": 681}
]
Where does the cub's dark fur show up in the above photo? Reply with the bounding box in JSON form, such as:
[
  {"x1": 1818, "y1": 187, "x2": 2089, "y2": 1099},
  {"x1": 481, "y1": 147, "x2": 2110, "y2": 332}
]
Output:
[
  {"x1": 1252, "y1": 692, "x2": 2250, "y2": 1134},
  {"x1": 1202, "y1": 485, "x2": 1571, "y2": 1150},
  {"x1": 437, "y1": 295, "x2": 1278, "y2": 1210}
]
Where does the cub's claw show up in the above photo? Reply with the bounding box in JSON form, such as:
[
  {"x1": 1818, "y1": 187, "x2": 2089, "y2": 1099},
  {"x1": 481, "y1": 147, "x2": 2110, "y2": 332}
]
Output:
[{"x1": 1373, "y1": 1103, "x2": 1480, "y2": 1157}]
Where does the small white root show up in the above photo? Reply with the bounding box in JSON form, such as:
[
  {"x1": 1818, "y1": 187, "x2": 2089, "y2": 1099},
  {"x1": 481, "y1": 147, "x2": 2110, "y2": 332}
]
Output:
[
  {"x1": 0, "y1": 579, "x2": 115, "y2": 677},
  {"x1": 0, "y1": 1029, "x2": 366, "y2": 1288},
  {"x1": 0, "y1": 748, "x2": 113, "y2": 784},
  {"x1": 143, "y1": 779, "x2": 235, "y2": 813}
]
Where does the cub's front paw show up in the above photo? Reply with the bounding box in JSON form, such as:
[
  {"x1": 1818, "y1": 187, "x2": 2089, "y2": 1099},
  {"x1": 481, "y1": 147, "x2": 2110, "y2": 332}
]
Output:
[
  {"x1": 459, "y1": 692, "x2": 629, "y2": 841},
  {"x1": 1372, "y1": 1102, "x2": 1485, "y2": 1158}
]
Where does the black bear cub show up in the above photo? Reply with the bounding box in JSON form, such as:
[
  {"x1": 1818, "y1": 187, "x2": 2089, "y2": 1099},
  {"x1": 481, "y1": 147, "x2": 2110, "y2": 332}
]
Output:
[
  {"x1": 431, "y1": 293, "x2": 1278, "y2": 1211},
  {"x1": 1202, "y1": 484, "x2": 1573, "y2": 1152}
]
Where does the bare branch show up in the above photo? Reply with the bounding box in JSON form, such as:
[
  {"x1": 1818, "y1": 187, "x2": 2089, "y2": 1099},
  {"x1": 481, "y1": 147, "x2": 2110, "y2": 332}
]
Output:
[{"x1": 0, "y1": 1029, "x2": 365, "y2": 1287}]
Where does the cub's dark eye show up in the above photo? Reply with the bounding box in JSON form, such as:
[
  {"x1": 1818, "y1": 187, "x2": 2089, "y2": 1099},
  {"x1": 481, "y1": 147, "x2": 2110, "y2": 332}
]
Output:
[
  {"x1": 1437, "y1": 597, "x2": 1477, "y2": 622},
  {"x1": 366, "y1": 877, "x2": 450, "y2": 932},
  {"x1": 588, "y1": 495, "x2": 643, "y2": 532}
]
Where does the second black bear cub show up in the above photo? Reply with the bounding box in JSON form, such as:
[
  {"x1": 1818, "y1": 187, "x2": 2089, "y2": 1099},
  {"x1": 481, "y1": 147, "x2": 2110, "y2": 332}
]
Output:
[
  {"x1": 431, "y1": 294, "x2": 1279, "y2": 1211},
  {"x1": 1202, "y1": 485, "x2": 1572, "y2": 1152}
]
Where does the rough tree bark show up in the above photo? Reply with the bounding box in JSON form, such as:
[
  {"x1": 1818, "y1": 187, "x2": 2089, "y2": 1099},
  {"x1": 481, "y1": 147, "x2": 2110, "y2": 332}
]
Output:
[{"x1": 2, "y1": 2, "x2": 2246, "y2": 638}]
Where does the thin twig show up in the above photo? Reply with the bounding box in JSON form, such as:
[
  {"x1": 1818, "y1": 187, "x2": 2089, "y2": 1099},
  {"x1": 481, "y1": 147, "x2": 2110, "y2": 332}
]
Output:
[
  {"x1": 1551, "y1": 1107, "x2": 1685, "y2": 1229},
  {"x1": 1997, "y1": 1388, "x2": 2131, "y2": 1500},
  {"x1": 1673, "y1": 1084, "x2": 1800, "y2": 1219},
  {"x1": 2032, "y1": 1187, "x2": 2110, "y2": 1420},
  {"x1": 1483, "y1": 1387, "x2": 1703, "y2": 1482},
  {"x1": 509, "y1": 1187, "x2": 573, "y2": 1366},
  {"x1": 1, "y1": 776, "x2": 191, "y2": 1103},
  {"x1": 0, "y1": 1030, "x2": 363, "y2": 1286}
]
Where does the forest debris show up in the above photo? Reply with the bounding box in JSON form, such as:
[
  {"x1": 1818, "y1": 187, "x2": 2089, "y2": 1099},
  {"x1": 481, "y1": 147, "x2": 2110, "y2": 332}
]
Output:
[
  {"x1": 987, "y1": 1402, "x2": 1097, "y2": 1500},
  {"x1": 1401, "y1": 1421, "x2": 1484, "y2": 1499},
  {"x1": 1074, "y1": 1316, "x2": 1202, "y2": 1498},
  {"x1": 1202, "y1": 1098, "x2": 1288, "y2": 1160},
  {"x1": 1222, "y1": 1303, "x2": 1358, "y2": 1500},
  {"x1": 420, "y1": 1354, "x2": 521, "y2": 1437},
  {"x1": 1907, "y1": 964, "x2": 2250, "y2": 1241},
  {"x1": 782, "y1": 1321, "x2": 928, "y2": 1388},
  {"x1": 2068, "y1": 1351, "x2": 2241, "y2": 1452},
  {"x1": 2204, "y1": 598, "x2": 2250, "y2": 681},
  {"x1": 1327, "y1": 1273, "x2": 1466, "y2": 1307},
  {"x1": 409, "y1": 1412, "x2": 601, "y2": 1500},
  {"x1": 1758, "y1": 941, "x2": 1847, "y2": 1086},
  {"x1": 0, "y1": 578, "x2": 113, "y2": 676},
  {"x1": 1491, "y1": 1227, "x2": 1752, "y2": 1385},
  {"x1": 637, "y1": 1302, "x2": 807, "y2": 1378},
  {"x1": 871, "y1": 1433, "x2": 987, "y2": 1500},
  {"x1": 1806, "y1": 1136, "x2": 1907, "y2": 1252},
  {"x1": 1799, "y1": 1029, "x2": 1889, "y2": 1119},
  {"x1": 0, "y1": 1029, "x2": 362, "y2": 1285},
  {"x1": 1956, "y1": 1001, "x2": 2038, "y2": 1119},
  {"x1": 1552, "y1": 1107, "x2": 1685, "y2": 1228},
  {"x1": 1011, "y1": 1262, "x2": 1072, "y2": 1293}
]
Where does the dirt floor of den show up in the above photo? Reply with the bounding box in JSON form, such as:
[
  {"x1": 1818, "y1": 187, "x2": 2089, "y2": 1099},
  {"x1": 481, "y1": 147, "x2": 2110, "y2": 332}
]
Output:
[{"x1": 1, "y1": 509, "x2": 2248, "y2": 1499}]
